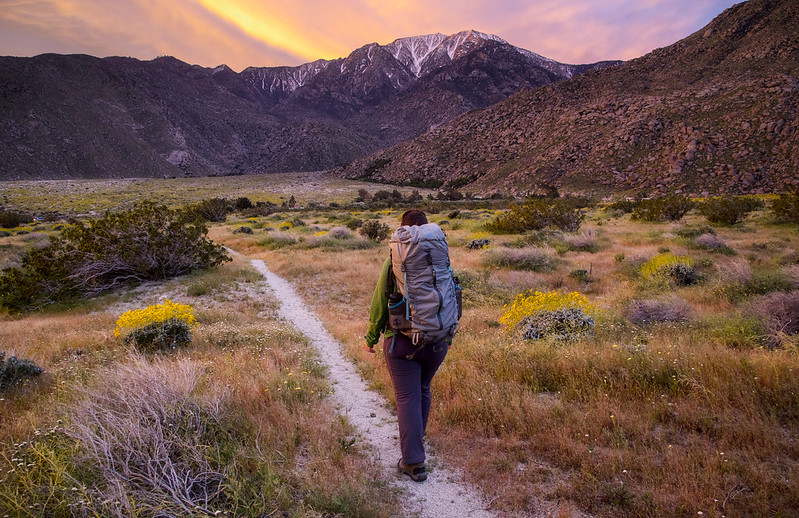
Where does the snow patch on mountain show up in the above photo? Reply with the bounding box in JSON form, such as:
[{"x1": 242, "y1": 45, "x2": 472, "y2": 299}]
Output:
[
  {"x1": 386, "y1": 33, "x2": 447, "y2": 76},
  {"x1": 244, "y1": 59, "x2": 333, "y2": 93}
]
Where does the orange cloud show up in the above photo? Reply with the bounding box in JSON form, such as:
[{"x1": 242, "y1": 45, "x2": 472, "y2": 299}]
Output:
[{"x1": 0, "y1": 0, "x2": 740, "y2": 70}]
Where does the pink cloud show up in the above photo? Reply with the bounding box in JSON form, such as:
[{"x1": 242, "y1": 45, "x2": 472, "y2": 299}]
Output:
[{"x1": 0, "y1": 0, "x2": 740, "y2": 70}]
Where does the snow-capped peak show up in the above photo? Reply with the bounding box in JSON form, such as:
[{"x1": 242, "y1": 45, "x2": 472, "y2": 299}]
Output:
[
  {"x1": 386, "y1": 33, "x2": 447, "y2": 76},
  {"x1": 387, "y1": 30, "x2": 510, "y2": 77},
  {"x1": 440, "y1": 30, "x2": 508, "y2": 60}
]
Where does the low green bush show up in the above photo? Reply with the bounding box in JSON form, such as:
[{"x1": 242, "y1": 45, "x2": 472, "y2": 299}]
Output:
[
  {"x1": 605, "y1": 200, "x2": 636, "y2": 214},
  {"x1": 487, "y1": 198, "x2": 584, "y2": 233},
  {"x1": 359, "y1": 220, "x2": 390, "y2": 241},
  {"x1": 699, "y1": 196, "x2": 763, "y2": 225},
  {"x1": 0, "y1": 210, "x2": 30, "y2": 229},
  {"x1": 0, "y1": 203, "x2": 229, "y2": 312},
  {"x1": 676, "y1": 225, "x2": 716, "y2": 238},
  {"x1": 772, "y1": 192, "x2": 799, "y2": 223},
  {"x1": 184, "y1": 198, "x2": 229, "y2": 222},
  {"x1": 0, "y1": 352, "x2": 44, "y2": 390},
  {"x1": 631, "y1": 195, "x2": 694, "y2": 222},
  {"x1": 123, "y1": 319, "x2": 193, "y2": 352}
]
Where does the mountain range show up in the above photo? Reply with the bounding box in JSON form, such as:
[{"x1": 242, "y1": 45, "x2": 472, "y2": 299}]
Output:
[
  {"x1": 340, "y1": 0, "x2": 799, "y2": 196},
  {"x1": 0, "y1": 30, "x2": 618, "y2": 181}
]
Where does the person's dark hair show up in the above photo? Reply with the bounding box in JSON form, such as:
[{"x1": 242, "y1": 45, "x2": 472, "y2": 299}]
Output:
[{"x1": 401, "y1": 209, "x2": 428, "y2": 227}]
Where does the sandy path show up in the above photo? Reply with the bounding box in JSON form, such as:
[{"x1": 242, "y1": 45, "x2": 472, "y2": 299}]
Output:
[{"x1": 250, "y1": 259, "x2": 495, "y2": 517}]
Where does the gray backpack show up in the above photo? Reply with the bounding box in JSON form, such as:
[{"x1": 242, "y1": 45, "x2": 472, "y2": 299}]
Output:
[{"x1": 387, "y1": 223, "x2": 460, "y2": 345}]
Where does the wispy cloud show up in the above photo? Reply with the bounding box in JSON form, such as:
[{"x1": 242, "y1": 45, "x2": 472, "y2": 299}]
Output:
[{"x1": 0, "y1": 0, "x2": 739, "y2": 70}]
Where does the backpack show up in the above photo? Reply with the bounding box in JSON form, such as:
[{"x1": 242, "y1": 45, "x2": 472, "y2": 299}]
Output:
[{"x1": 386, "y1": 223, "x2": 461, "y2": 345}]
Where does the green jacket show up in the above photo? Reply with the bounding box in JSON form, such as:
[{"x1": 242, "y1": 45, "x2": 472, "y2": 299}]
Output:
[{"x1": 365, "y1": 257, "x2": 396, "y2": 348}]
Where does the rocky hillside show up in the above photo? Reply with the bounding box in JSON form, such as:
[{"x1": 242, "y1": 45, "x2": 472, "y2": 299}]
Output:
[
  {"x1": 339, "y1": 0, "x2": 799, "y2": 196},
  {"x1": 0, "y1": 31, "x2": 617, "y2": 180}
]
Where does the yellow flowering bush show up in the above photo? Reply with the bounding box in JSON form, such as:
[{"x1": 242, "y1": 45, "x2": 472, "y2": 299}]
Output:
[
  {"x1": 500, "y1": 290, "x2": 598, "y2": 332},
  {"x1": 114, "y1": 300, "x2": 198, "y2": 338},
  {"x1": 641, "y1": 253, "x2": 698, "y2": 286},
  {"x1": 466, "y1": 232, "x2": 492, "y2": 241}
]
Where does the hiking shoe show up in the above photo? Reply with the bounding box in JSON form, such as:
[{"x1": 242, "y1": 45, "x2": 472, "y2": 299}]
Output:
[{"x1": 398, "y1": 459, "x2": 427, "y2": 482}]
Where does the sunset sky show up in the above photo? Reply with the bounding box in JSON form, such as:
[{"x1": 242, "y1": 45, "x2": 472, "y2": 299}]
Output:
[{"x1": 1, "y1": 0, "x2": 742, "y2": 71}]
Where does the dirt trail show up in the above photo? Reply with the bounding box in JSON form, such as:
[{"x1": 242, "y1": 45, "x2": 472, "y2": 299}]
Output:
[{"x1": 250, "y1": 259, "x2": 495, "y2": 517}]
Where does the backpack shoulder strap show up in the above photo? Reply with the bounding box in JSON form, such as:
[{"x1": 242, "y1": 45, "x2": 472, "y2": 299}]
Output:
[{"x1": 385, "y1": 252, "x2": 396, "y2": 298}]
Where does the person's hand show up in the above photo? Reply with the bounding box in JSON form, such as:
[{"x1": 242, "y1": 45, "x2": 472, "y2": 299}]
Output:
[{"x1": 364, "y1": 342, "x2": 376, "y2": 354}]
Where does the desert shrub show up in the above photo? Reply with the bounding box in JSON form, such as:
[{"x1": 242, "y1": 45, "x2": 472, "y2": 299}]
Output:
[
  {"x1": 63, "y1": 358, "x2": 226, "y2": 515},
  {"x1": 242, "y1": 202, "x2": 278, "y2": 217},
  {"x1": 626, "y1": 297, "x2": 692, "y2": 326},
  {"x1": 0, "y1": 203, "x2": 229, "y2": 312},
  {"x1": 447, "y1": 210, "x2": 461, "y2": 219},
  {"x1": 606, "y1": 200, "x2": 636, "y2": 214},
  {"x1": 717, "y1": 269, "x2": 792, "y2": 301},
  {"x1": 344, "y1": 218, "x2": 363, "y2": 230},
  {"x1": 114, "y1": 299, "x2": 198, "y2": 337},
  {"x1": 259, "y1": 231, "x2": 299, "y2": 249},
  {"x1": 0, "y1": 230, "x2": 11, "y2": 237},
  {"x1": 233, "y1": 226, "x2": 253, "y2": 234},
  {"x1": 707, "y1": 315, "x2": 766, "y2": 349},
  {"x1": 784, "y1": 264, "x2": 799, "y2": 289},
  {"x1": 0, "y1": 210, "x2": 29, "y2": 228},
  {"x1": 184, "y1": 198, "x2": 229, "y2": 222},
  {"x1": 699, "y1": 195, "x2": 763, "y2": 225},
  {"x1": 772, "y1": 192, "x2": 799, "y2": 223},
  {"x1": 676, "y1": 225, "x2": 716, "y2": 238},
  {"x1": 694, "y1": 233, "x2": 732, "y2": 253},
  {"x1": 640, "y1": 253, "x2": 698, "y2": 286},
  {"x1": 359, "y1": 220, "x2": 390, "y2": 241},
  {"x1": 466, "y1": 238, "x2": 491, "y2": 250},
  {"x1": 483, "y1": 247, "x2": 553, "y2": 271},
  {"x1": 372, "y1": 190, "x2": 392, "y2": 201},
  {"x1": 233, "y1": 196, "x2": 253, "y2": 211},
  {"x1": 519, "y1": 308, "x2": 595, "y2": 341},
  {"x1": 328, "y1": 226, "x2": 353, "y2": 239},
  {"x1": 631, "y1": 195, "x2": 694, "y2": 222},
  {"x1": 500, "y1": 290, "x2": 598, "y2": 340},
  {"x1": 124, "y1": 319, "x2": 193, "y2": 352},
  {"x1": 746, "y1": 291, "x2": 799, "y2": 347},
  {"x1": 568, "y1": 268, "x2": 594, "y2": 283},
  {"x1": 563, "y1": 229, "x2": 598, "y2": 252},
  {"x1": 486, "y1": 198, "x2": 584, "y2": 233},
  {"x1": 0, "y1": 351, "x2": 44, "y2": 390}
]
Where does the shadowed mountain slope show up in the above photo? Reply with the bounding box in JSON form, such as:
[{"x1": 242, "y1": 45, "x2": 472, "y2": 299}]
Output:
[
  {"x1": 339, "y1": 0, "x2": 799, "y2": 196},
  {"x1": 0, "y1": 31, "x2": 617, "y2": 180}
]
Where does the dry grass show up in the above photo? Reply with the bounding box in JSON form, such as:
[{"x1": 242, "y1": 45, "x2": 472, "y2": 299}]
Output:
[
  {"x1": 210, "y1": 204, "x2": 799, "y2": 517},
  {"x1": 3, "y1": 189, "x2": 798, "y2": 517},
  {"x1": 0, "y1": 260, "x2": 397, "y2": 516}
]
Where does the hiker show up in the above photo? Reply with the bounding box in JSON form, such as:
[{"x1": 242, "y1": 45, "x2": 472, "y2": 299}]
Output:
[{"x1": 364, "y1": 209, "x2": 461, "y2": 482}]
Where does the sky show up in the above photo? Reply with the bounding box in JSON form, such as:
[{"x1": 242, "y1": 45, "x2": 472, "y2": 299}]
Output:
[{"x1": 0, "y1": 0, "x2": 742, "y2": 71}]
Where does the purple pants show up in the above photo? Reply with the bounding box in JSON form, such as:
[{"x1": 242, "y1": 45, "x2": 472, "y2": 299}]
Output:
[{"x1": 383, "y1": 332, "x2": 448, "y2": 465}]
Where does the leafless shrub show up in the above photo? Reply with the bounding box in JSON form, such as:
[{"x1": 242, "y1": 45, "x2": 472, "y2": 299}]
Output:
[
  {"x1": 715, "y1": 258, "x2": 753, "y2": 285},
  {"x1": 627, "y1": 297, "x2": 693, "y2": 326},
  {"x1": 784, "y1": 265, "x2": 799, "y2": 289},
  {"x1": 483, "y1": 247, "x2": 554, "y2": 271},
  {"x1": 746, "y1": 291, "x2": 799, "y2": 347},
  {"x1": 563, "y1": 228, "x2": 597, "y2": 251},
  {"x1": 328, "y1": 226, "x2": 353, "y2": 239},
  {"x1": 695, "y1": 233, "x2": 727, "y2": 250},
  {"x1": 65, "y1": 356, "x2": 225, "y2": 517}
]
